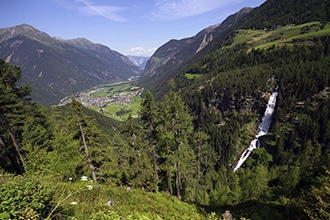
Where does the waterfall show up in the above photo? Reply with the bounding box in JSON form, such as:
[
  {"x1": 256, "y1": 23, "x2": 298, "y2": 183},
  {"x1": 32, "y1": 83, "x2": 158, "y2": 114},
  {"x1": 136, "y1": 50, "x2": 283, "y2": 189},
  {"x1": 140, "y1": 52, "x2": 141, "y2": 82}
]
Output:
[{"x1": 233, "y1": 88, "x2": 278, "y2": 172}]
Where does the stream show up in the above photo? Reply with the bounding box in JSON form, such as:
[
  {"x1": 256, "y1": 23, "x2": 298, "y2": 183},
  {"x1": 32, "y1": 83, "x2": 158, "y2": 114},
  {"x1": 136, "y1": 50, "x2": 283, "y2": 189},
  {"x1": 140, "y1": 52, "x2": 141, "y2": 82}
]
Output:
[{"x1": 233, "y1": 87, "x2": 278, "y2": 172}]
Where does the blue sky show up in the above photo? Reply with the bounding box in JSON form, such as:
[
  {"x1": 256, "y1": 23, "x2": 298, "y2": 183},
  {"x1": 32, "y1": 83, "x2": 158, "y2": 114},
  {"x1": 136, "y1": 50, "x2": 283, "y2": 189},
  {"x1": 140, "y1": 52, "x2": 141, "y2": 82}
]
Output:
[{"x1": 2, "y1": 0, "x2": 265, "y2": 56}]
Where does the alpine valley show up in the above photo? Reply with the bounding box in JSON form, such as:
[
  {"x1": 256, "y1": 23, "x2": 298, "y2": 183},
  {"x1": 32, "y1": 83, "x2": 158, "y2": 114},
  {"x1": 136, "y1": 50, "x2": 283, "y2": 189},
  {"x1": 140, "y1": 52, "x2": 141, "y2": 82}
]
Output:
[
  {"x1": 0, "y1": 0, "x2": 329, "y2": 219},
  {"x1": 0, "y1": 24, "x2": 141, "y2": 105}
]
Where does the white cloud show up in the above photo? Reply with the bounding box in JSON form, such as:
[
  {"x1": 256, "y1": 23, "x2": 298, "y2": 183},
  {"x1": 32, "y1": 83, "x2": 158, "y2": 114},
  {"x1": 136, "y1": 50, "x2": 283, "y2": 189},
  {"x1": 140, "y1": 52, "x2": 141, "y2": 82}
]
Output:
[
  {"x1": 151, "y1": 0, "x2": 241, "y2": 20},
  {"x1": 130, "y1": 47, "x2": 157, "y2": 56},
  {"x1": 59, "y1": 0, "x2": 128, "y2": 22},
  {"x1": 130, "y1": 47, "x2": 144, "y2": 52}
]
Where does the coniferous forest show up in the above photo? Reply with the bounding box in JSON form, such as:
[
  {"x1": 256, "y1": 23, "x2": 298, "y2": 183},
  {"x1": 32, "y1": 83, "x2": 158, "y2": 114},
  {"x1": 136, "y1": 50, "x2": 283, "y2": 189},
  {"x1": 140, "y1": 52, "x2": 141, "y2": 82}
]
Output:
[{"x1": 1, "y1": 0, "x2": 330, "y2": 219}]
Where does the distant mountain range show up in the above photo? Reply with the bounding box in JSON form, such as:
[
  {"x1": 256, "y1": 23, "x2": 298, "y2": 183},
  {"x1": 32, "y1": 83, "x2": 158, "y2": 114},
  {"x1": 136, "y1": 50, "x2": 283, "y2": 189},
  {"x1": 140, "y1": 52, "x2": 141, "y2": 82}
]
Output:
[
  {"x1": 0, "y1": 6, "x2": 255, "y2": 105},
  {"x1": 0, "y1": 24, "x2": 141, "y2": 105},
  {"x1": 4, "y1": 0, "x2": 326, "y2": 106},
  {"x1": 127, "y1": 55, "x2": 149, "y2": 70}
]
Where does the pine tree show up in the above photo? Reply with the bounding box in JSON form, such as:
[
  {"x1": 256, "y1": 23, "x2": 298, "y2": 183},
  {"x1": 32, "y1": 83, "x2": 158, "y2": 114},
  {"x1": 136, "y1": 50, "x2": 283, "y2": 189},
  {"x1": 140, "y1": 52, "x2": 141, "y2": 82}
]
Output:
[
  {"x1": 139, "y1": 90, "x2": 159, "y2": 191},
  {"x1": 21, "y1": 103, "x2": 53, "y2": 173},
  {"x1": 121, "y1": 114, "x2": 154, "y2": 190},
  {"x1": 156, "y1": 84, "x2": 195, "y2": 199},
  {"x1": 192, "y1": 131, "x2": 216, "y2": 204},
  {"x1": 70, "y1": 98, "x2": 105, "y2": 182},
  {"x1": 0, "y1": 59, "x2": 30, "y2": 173},
  {"x1": 47, "y1": 106, "x2": 82, "y2": 179}
]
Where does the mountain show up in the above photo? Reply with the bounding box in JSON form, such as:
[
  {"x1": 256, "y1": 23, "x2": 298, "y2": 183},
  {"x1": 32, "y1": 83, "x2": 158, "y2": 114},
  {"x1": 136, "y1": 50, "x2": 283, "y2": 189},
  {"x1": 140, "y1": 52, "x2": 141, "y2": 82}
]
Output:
[
  {"x1": 140, "y1": 7, "x2": 253, "y2": 95},
  {"x1": 140, "y1": 0, "x2": 330, "y2": 99},
  {"x1": 127, "y1": 55, "x2": 150, "y2": 70},
  {"x1": 1, "y1": 1, "x2": 330, "y2": 219},
  {"x1": 0, "y1": 24, "x2": 141, "y2": 105},
  {"x1": 239, "y1": 0, "x2": 330, "y2": 29}
]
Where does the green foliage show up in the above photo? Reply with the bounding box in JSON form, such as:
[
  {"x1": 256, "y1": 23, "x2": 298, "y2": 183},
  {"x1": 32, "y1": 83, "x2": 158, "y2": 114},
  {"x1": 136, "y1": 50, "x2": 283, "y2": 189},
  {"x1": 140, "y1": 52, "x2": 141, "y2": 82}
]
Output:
[
  {"x1": 302, "y1": 168, "x2": 330, "y2": 219},
  {"x1": 90, "y1": 210, "x2": 121, "y2": 220},
  {"x1": 46, "y1": 182, "x2": 206, "y2": 219},
  {"x1": 0, "y1": 175, "x2": 57, "y2": 219},
  {"x1": 0, "y1": 59, "x2": 31, "y2": 173},
  {"x1": 1, "y1": 2, "x2": 330, "y2": 217},
  {"x1": 241, "y1": 0, "x2": 330, "y2": 30},
  {"x1": 234, "y1": 22, "x2": 330, "y2": 50}
]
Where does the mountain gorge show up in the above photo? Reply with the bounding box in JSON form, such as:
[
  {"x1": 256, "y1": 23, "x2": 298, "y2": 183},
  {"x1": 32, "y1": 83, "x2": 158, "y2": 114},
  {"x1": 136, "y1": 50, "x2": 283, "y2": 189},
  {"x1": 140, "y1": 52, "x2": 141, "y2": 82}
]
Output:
[{"x1": 0, "y1": 24, "x2": 141, "y2": 105}]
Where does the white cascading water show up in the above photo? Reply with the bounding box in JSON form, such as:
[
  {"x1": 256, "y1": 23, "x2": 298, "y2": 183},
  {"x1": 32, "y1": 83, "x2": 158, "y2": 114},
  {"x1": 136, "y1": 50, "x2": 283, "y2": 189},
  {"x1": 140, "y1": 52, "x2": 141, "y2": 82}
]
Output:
[{"x1": 233, "y1": 87, "x2": 278, "y2": 172}]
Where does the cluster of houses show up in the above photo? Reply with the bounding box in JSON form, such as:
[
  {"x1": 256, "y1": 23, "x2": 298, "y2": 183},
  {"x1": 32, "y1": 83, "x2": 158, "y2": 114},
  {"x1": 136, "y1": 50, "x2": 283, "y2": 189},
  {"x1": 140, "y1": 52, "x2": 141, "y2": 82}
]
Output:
[
  {"x1": 60, "y1": 88, "x2": 141, "y2": 108},
  {"x1": 81, "y1": 92, "x2": 133, "y2": 107}
]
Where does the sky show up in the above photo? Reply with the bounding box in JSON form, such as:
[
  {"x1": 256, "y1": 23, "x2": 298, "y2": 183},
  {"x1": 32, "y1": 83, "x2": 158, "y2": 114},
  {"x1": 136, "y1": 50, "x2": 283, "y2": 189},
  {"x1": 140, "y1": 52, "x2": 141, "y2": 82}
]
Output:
[{"x1": 2, "y1": 0, "x2": 265, "y2": 57}]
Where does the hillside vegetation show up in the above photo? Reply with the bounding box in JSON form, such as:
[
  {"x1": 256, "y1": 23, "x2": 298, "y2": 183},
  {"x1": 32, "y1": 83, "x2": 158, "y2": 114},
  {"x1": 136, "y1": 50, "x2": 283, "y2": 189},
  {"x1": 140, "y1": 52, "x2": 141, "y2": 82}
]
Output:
[
  {"x1": 233, "y1": 22, "x2": 330, "y2": 49},
  {"x1": 0, "y1": 0, "x2": 330, "y2": 219}
]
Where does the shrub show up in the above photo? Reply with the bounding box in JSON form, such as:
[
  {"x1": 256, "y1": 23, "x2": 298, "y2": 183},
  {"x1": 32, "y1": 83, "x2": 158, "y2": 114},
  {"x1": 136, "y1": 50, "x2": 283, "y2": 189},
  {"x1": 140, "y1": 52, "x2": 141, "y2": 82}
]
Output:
[{"x1": 0, "y1": 175, "x2": 56, "y2": 219}]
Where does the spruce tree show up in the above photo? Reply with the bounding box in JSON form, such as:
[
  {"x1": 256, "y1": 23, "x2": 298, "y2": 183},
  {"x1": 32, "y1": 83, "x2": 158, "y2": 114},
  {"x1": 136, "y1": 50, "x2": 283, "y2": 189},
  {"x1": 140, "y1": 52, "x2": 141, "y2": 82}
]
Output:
[
  {"x1": 156, "y1": 83, "x2": 195, "y2": 199},
  {"x1": 139, "y1": 90, "x2": 159, "y2": 191},
  {"x1": 0, "y1": 59, "x2": 30, "y2": 173},
  {"x1": 70, "y1": 98, "x2": 105, "y2": 182}
]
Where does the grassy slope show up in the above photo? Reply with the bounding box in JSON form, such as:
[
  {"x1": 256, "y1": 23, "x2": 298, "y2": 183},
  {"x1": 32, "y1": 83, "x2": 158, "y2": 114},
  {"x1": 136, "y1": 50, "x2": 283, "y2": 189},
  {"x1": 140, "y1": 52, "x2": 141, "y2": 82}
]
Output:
[
  {"x1": 49, "y1": 181, "x2": 207, "y2": 219},
  {"x1": 233, "y1": 22, "x2": 330, "y2": 50}
]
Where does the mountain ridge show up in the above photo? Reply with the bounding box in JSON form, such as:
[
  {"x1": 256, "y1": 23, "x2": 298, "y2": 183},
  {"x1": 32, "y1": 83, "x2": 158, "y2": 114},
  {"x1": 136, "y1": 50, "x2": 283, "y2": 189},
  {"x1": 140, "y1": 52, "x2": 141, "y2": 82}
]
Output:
[
  {"x1": 140, "y1": 7, "x2": 253, "y2": 96},
  {"x1": 0, "y1": 24, "x2": 141, "y2": 105}
]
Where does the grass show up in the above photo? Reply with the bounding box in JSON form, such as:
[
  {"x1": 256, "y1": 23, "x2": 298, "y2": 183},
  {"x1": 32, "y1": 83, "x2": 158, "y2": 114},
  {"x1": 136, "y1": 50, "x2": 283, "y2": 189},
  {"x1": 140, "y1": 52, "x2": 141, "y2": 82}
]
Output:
[
  {"x1": 100, "y1": 95, "x2": 142, "y2": 121},
  {"x1": 233, "y1": 22, "x2": 330, "y2": 50},
  {"x1": 185, "y1": 73, "x2": 203, "y2": 79},
  {"x1": 74, "y1": 79, "x2": 143, "y2": 121},
  {"x1": 50, "y1": 181, "x2": 207, "y2": 219}
]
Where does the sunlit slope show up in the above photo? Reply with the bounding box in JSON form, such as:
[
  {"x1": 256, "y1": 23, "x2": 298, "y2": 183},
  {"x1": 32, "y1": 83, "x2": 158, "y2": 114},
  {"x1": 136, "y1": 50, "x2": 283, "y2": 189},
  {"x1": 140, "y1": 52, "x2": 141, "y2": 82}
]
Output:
[{"x1": 233, "y1": 22, "x2": 330, "y2": 50}]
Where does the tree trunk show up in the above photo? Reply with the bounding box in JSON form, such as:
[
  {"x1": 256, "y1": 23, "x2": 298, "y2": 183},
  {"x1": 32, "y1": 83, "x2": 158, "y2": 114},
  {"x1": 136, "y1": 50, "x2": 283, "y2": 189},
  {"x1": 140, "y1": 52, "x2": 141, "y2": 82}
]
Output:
[
  {"x1": 152, "y1": 142, "x2": 159, "y2": 191},
  {"x1": 175, "y1": 161, "x2": 182, "y2": 200},
  {"x1": 79, "y1": 122, "x2": 97, "y2": 183},
  {"x1": 195, "y1": 144, "x2": 201, "y2": 202},
  {"x1": 166, "y1": 138, "x2": 173, "y2": 195},
  {"x1": 8, "y1": 130, "x2": 27, "y2": 173},
  {"x1": 0, "y1": 137, "x2": 5, "y2": 148},
  {"x1": 175, "y1": 142, "x2": 182, "y2": 200},
  {"x1": 204, "y1": 173, "x2": 207, "y2": 204}
]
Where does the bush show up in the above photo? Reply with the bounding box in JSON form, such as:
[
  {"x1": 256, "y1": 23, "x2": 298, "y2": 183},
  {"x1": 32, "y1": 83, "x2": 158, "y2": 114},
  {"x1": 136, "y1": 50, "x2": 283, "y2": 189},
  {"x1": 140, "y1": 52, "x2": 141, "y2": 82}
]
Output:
[{"x1": 0, "y1": 175, "x2": 56, "y2": 219}]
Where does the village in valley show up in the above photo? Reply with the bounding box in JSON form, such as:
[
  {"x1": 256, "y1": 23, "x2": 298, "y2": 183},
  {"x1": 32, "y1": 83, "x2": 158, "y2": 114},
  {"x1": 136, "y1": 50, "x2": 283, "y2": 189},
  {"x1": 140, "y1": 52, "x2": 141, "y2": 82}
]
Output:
[{"x1": 58, "y1": 80, "x2": 143, "y2": 121}]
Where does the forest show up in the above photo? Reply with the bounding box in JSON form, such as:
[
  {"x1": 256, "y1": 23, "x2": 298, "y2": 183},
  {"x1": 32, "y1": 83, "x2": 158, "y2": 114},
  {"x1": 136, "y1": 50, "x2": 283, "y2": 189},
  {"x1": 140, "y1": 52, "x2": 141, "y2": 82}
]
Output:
[
  {"x1": 1, "y1": 0, "x2": 330, "y2": 218},
  {"x1": 0, "y1": 34, "x2": 329, "y2": 219}
]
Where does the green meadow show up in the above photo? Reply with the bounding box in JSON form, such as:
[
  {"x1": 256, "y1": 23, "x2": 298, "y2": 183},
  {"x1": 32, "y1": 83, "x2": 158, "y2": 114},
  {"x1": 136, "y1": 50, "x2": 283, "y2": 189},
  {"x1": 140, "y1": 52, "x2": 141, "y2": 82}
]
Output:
[
  {"x1": 233, "y1": 22, "x2": 330, "y2": 50},
  {"x1": 80, "y1": 80, "x2": 143, "y2": 121}
]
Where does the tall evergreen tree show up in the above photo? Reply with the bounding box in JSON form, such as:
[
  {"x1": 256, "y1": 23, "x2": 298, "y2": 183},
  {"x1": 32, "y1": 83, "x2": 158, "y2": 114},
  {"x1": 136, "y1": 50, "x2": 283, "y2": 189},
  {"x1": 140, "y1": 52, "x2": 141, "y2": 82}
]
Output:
[
  {"x1": 192, "y1": 131, "x2": 216, "y2": 204},
  {"x1": 156, "y1": 84, "x2": 195, "y2": 199},
  {"x1": 70, "y1": 99, "x2": 105, "y2": 182},
  {"x1": 139, "y1": 90, "x2": 159, "y2": 191},
  {"x1": 120, "y1": 114, "x2": 154, "y2": 190},
  {"x1": 21, "y1": 103, "x2": 53, "y2": 173},
  {"x1": 0, "y1": 59, "x2": 30, "y2": 173}
]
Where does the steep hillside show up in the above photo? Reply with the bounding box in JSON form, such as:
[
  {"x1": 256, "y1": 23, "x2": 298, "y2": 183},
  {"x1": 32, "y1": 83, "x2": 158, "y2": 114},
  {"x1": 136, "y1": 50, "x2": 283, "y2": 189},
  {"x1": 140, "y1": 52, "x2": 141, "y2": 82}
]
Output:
[
  {"x1": 240, "y1": 0, "x2": 330, "y2": 29},
  {"x1": 0, "y1": 24, "x2": 141, "y2": 105},
  {"x1": 136, "y1": 1, "x2": 330, "y2": 216},
  {"x1": 140, "y1": 7, "x2": 253, "y2": 96},
  {"x1": 140, "y1": 0, "x2": 330, "y2": 100}
]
